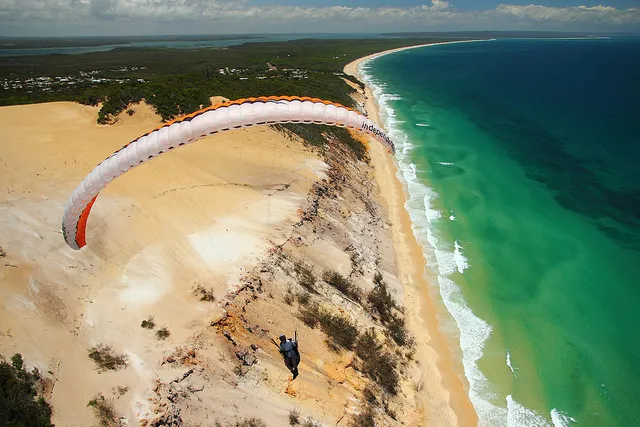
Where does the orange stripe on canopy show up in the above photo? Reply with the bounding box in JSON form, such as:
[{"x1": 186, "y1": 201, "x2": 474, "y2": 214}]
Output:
[{"x1": 75, "y1": 194, "x2": 98, "y2": 248}]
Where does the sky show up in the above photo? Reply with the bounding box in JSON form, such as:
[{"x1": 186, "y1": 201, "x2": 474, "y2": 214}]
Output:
[{"x1": 0, "y1": 0, "x2": 639, "y2": 37}]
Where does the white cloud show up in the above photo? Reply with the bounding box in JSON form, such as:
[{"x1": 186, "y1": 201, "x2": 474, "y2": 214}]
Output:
[
  {"x1": 0, "y1": 1, "x2": 638, "y2": 35},
  {"x1": 496, "y1": 4, "x2": 640, "y2": 24}
]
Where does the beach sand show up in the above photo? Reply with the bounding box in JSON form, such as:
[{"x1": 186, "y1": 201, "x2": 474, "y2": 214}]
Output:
[{"x1": 345, "y1": 45, "x2": 479, "y2": 426}]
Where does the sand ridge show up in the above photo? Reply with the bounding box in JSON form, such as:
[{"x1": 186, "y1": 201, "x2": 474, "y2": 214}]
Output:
[
  {"x1": 345, "y1": 48, "x2": 480, "y2": 426},
  {"x1": 0, "y1": 101, "x2": 329, "y2": 425}
]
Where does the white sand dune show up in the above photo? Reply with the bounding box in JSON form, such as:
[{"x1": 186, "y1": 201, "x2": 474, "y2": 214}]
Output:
[{"x1": 0, "y1": 101, "x2": 326, "y2": 425}]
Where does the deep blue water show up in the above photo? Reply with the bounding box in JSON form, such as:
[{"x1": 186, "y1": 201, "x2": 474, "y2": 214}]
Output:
[{"x1": 361, "y1": 38, "x2": 640, "y2": 426}]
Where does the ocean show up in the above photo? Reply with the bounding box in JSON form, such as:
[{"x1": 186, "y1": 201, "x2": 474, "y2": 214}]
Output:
[{"x1": 360, "y1": 38, "x2": 640, "y2": 426}]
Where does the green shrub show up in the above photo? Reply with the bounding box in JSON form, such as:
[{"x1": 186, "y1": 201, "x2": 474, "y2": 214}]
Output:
[
  {"x1": 386, "y1": 315, "x2": 409, "y2": 347},
  {"x1": 301, "y1": 418, "x2": 322, "y2": 427},
  {"x1": 355, "y1": 329, "x2": 381, "y2": 368},
  {"x1": 363, "y1": 386, "x2": 377, "y2": 405},
  {"x1": 373, "y1": 271, "x2": 383, "y2": 286},
  {"x1": 320, "y1": 313, "x2": 359, "y2": 350},
  {"x1": 88, "y1": 344, "x2": 128, "y2": 372},
  {"x1": 297, "y1": 292, "x2": 311, "y2": 306},
  {"x1": 87, "y1": 393, "x2": 120, "y2": 427},
  {"x1": 294, "y1": 261, "x2": 317, "y2": 294},
  {"x1": 354, "y1": 331, "x2": 399, "y2": 395},
  {"x1": 194, "y1": 284, "x2": 216, "y2": 302},
  {"x1": 156, "y1": 327, "x2": 171, "y2": 340},
  {"x1": 298, "y1": 302, "x2": 322, "y2": 328},
  {"x1": 289, "y1": 409, "x2": 301, "y2": 425},
  {"x1": 322, "y1": 270, "x2": 361, "y2": 302},
  {"x1": 367, "y1": 277, "x2": 396, "y2": 323},
  {"x1": 284, "y1": 286, "x2": 295, "y2": 305},
  {"x1": 234, "y1": 418, "x2": 267, "y2": 427},
  {"x1": 0, "y1": 354, "x2": 53, "y2": 427},
  {"x1": 141, "y1": 315, "x2": 155, "y2": 329},
  {"x1": 350, "y1": 407, "x2": 375, "y2": 427}
]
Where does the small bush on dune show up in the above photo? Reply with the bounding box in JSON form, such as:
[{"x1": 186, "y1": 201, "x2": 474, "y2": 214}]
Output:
[
  {"x1": 156, "y1": 327, "x2": 171, "y2": 340},
  {"x1": 355, "y1": 329, "x2": 382, "y2": 369},
  {"x1": 289, "y1": 409, "x2": 301, "y2": 425},
  {"x1": 363, "y1": 386, "x2": 377, "y2": 405},
  {"x1": 88, "y1": 344, "x2": 128, "y2": 372},
  {"x1": 297, "y1": 292, "x2": 311, "y2": 306},
  {"x1": 298, "y1": 304, "x2": 359, "y2": 351},
  {"x1": 233, "y1": 418, "x2": 267, "y2": 427},
  {"x1": 320, "y1": 313, "x2": 359, "y2": 350},
  {"x1": 284, "y1": 286, "x2": 295, "y2": 305},
  {"x1": 386, "y1": 315, "x2": 409, "y2": 347},
  {"x1": 322, "y1": 270, "x2": 361, "y2": 302},
  {"x1": 0, "y1": 246, "x2": 6, "y2": 257},
  {"x1": 350, "y1": 407, "x2": 375, "y2": 427},
  {"x1": 87, "y1": 393, "x2": 120, "y2": 427},
  {"x1": 298, "y1": 302, "x2": 322, "y2": 328},
  {"x1": 193, "y1": 284, "x2": 216, "y2": 302},
  {"x1": 295, "y1": 261, "x2": 317, "y2": 294},
  {"x1": 367, "y1": 277, "x2": 396, "y2": 322},
  {"x1": 301, "y1": 418, "x2": 322, "y2": 427},
  {"x1": 373, "y1": 353, "x2": 399, "y2": 395},
  {"x1": 141, "y1": 315, "x2": 155, "y2": 329},
  {"x1": 354, "y1": 331, "x2": 399, "y2": 395},
  {"x1": 373, "y1": 271, "x2": 383, "y2": 286}
]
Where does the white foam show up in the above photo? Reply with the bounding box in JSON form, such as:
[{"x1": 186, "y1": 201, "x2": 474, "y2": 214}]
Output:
[
  {"x1": 438, "y1": 161, "x2": 455, "y2": 166},
  {"x1": 506, "y1": 350, "x2": 515, "y2": 374},
  {"x1": 454, "y1": 240, "x2": 469, "y2": 274},
  {"x1": 449, "y1": 215, "x2": 456, "y2": 221},
  {"x1": 416, "y1": 123, "x2": 431, "y2": 127},
  {"x1": 551, "y1": 409, "x2": 577, "y2": 426},
  {"x1": 507, "y1": 395, "x2": 552, "y2": 427}
]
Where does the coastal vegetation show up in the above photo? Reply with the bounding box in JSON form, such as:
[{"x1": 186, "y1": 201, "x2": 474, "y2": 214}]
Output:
[
  {"x1": 0, "y1": 38, "x2": 439, "y2": 111},
  {"x1": 0, "y1": 354, "x2": 53, "y2": 427}
]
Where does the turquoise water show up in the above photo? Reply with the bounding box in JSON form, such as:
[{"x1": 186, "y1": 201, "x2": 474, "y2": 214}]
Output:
[{"x1": 360, "y1": 39, "x2": 640, "y2": 426}]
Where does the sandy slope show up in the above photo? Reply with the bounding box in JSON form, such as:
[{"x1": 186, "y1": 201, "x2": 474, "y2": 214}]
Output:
[
  {"x1": 345, "y1": 48, "x2": 480, "y2": 426},
  {"x1": 0, "y1": 101, "x2": 327, "y2": 425},
  {"x1": 1, "y1": 55, "x2": 478, "y2": 425}
]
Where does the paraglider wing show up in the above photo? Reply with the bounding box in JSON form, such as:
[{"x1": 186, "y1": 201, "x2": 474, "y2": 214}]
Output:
[{"x1": 62, "y1": 96, "x2": 395, "y2": 250}]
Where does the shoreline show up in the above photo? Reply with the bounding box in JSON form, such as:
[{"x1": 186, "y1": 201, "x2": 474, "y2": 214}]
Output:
[{"x1": 344, "y1": 43, "x2": 480, "y2": 426}]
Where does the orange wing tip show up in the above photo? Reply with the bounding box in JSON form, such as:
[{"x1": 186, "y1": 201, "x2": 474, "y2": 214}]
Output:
[{"x1": 75, "y1": 194, "x2": 98, "y2": 249}]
